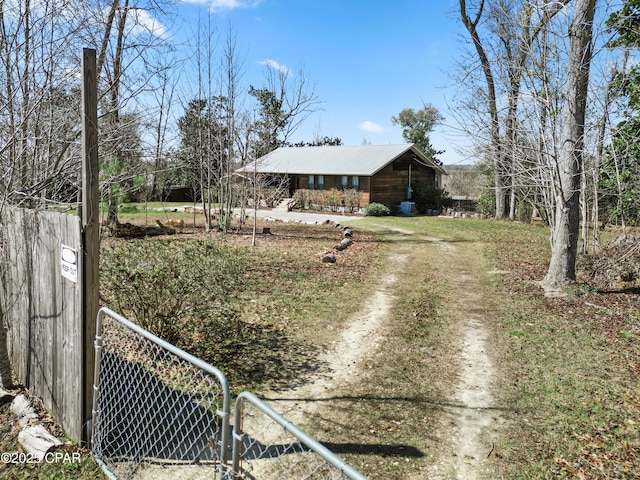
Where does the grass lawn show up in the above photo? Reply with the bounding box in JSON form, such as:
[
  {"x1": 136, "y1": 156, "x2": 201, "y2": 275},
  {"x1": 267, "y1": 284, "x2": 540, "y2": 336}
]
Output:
[{"x1": 2, "y1": 213, "x2": 638, "y2": 479}]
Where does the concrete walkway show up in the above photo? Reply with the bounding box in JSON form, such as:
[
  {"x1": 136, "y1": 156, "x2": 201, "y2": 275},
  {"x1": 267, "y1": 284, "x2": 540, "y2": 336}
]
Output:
[{"x1": 234, "y1": 208, "x2": 363, "y2": 225}]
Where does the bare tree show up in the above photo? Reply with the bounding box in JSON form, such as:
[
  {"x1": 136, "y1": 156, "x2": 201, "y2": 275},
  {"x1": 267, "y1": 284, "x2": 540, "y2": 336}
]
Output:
[
  {"x1": 91, "y1": 0, "x2": 178, "y2": 226},
  {"x1": 176, "y1": 12, "x2": 223, "y2": 232},
  {"x1": 217, "y1": 28, "x2": 244, "y2": 232},
  {"x1": 147, "y1": 53, "x2": 180, "y2": 201},
  {"x1": 0, "y1": 0, "x2": 179, "y2": 389},
  {"x1": 458, "y1": 0, "x2": 570, "y2": 220},
  {"x1": 0, "y1": 0, "x2": 91, "y2": 205},
  {"x1": 249, "y1": 63, "x2": 321, "y2": 158},
  {"x1": 582, "y1": 59, "x2": 620, "y2": 251},
  {"x1": 176, "y1": 21, "x2": 247, "y2": 233},
  {"x1": 543, "y1": 0, "x2": 597, "y2": 289},
  {"x1": 459, "y1": 0, "x2": 507, "y2": 218},
  {"x1": 0, "y1": 0, "x2": 91, "y2": 388}
]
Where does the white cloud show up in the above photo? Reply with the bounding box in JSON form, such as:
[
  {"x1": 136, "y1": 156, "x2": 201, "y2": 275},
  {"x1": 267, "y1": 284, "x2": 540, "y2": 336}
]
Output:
[
  {"x1": 359, "y1": 121, "x2": 385, "y2": 134},
  {"x1": 129, "y1": 9, "x2": 168, "y2": 40},
  {"x1": 182, "y1": 0, "x2": 264, "y2": 12},
  {"x1": 259, "y1": 59, "x2": 291, "y2": 75}
]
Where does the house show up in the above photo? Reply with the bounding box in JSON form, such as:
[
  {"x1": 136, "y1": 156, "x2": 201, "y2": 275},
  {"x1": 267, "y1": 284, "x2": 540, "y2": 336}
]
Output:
[{"x1": 238, "y1": 143, "x2": 446, "y2": 208}]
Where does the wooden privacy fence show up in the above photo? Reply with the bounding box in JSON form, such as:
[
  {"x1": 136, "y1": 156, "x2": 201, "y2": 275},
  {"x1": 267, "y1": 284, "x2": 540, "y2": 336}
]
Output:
[
  {"x1": 0, "y1": 49, "x2": 99, "y2": 443},
  {"x1": 1, "y1": 207, "x2": 85, "y2": 441},
  {"x1": 2, "y1": 207, "x2": 83, "y2": 439}
]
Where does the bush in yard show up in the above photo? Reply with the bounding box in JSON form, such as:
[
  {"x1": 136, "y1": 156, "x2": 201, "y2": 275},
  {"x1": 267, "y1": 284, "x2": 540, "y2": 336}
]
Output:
[
  {"x1": 292, "y1": 189, "x2": 311, "y2": 209},
  {"x1": 343, "y1": 188, "x2": 362, "y2": 213},
  {"x1": 100, "y1": 239, "x2": 247, "y2": 366},
  {"x1": 326, "y1": 188, "x2": 341, "y2": 211},
  {"x1": 364, "y1": 202, "x2": 391, "y2": 216},
  {"x1": 413, "y1": 183, "x2": 452, "y2": 214},
  {"x1": 310, "y1": 189, "x2": 326, "y2": 210}
]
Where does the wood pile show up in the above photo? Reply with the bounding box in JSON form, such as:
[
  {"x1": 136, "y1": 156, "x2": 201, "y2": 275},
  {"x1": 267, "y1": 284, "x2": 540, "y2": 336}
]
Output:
[
  {"x1": 164, "y1": 218, "x2": 185, "y2": 232},
  {"x1": 106, "y1": 221, "x2": 176, "y2": 238},
  {"x1": 578, "y1": 235, "x2": 640, "y2": 288}
]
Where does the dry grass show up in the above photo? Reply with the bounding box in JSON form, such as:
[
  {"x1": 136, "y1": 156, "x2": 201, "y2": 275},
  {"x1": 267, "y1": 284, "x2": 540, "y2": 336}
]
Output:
[
  {"x1": 4, "y1": 211, "x2": 639, "y2": 479},
  {"x1": 0, "y1": 402, "x2": 104, "y2": 480},
  {"x1": 281, "y1": 217, "x2": 640, "y2": 479}
]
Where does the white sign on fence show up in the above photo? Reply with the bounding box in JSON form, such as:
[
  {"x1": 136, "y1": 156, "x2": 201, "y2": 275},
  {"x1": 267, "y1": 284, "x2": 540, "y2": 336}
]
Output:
[{"x1": 61, "y1": 244, "x2": 78, "y2": 283}]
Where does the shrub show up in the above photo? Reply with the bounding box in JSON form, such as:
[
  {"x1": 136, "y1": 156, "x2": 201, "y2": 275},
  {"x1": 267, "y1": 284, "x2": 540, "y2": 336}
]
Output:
[
  {"x1": 476, "y1": 190, "x2": 495, "y2": 216},
  {"x1": 100, "y1": 239, "x2": 247, "y2": 365},
  {"x1": 293, "y1": 188, "x2": 363, "y2": 213},
  {"x1": 343, "y1": 189, "x2": 362, "y2": 213},
  {"x1": 413, "y1": 183, "x2": 452, "y2": 213},
  {"x1": 292, "y1": 189, "x2": 310, "y2": 209},
  {"x1": 310, "y1": 190, "x2": 326, "y2": 210},
  {"x1": 365, "y1": 202, "x2": 391, "y2": 216},
  {"x1": 326, "y1": 188, "x2": 341, "y2": 211}
]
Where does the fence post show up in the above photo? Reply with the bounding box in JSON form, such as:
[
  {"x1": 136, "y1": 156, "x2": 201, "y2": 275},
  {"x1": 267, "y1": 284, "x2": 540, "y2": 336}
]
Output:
[{"x1": 81, "y1": 47, "x2": 99, "y2": 445}]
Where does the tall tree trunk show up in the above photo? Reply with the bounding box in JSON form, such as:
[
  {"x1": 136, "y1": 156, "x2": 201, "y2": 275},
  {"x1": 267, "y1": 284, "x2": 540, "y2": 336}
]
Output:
[
  {"x1": 20, "y1": 0, "x2": 31, "y2": 195},
  {"x1": 151, "y1": 71, "x2": 175, "y2": 201},
  {"x1": 105, "y1": 0, "x2": 128, "y2": 227},
  {"x1": 459, "y1": 0, "x2": 507, "y2": 219},
  {"x1": 543, "y1": 0, "x2": 597, "y2": 289},
  {"x1": 96, "y1": 0, "x2": 119, "y2": 79},
  {"x1": 460, "y1": 1, "x2": 570, "y2": 220},
  {"x1": 0, "y1": 4, "x2": 17, "y2": 193},
  {"x1": 581, "y1": 166, "x2": 589, "y2": 253},
  {"x1": 0, "y1": 306, "x2": 15, "y2": 389},
  {"x1": 591, "y1": 64, "x2": 619, "y2": 250}
]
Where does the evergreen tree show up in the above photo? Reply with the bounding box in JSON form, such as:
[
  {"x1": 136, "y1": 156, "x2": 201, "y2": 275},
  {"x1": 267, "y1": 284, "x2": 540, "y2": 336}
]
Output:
[{"x1": 602, "y1": 0, "x2": 640, "y2": 226}]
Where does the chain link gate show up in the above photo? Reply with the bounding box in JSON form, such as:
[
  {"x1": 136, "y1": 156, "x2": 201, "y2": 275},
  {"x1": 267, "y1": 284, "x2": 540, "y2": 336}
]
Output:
[
  {"x1": 91, "y1": 308, "x2": 231, "y2": 479},
  {"x1": 91, "y1": 307, "x2": 368, "y2": 480},
  {"x1": 231, "y1": 392, "x2": 368, "y2": 480}
]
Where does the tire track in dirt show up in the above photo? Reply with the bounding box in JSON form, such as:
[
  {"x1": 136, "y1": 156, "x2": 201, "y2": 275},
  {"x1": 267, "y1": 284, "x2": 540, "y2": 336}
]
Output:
[
  {"x1": 423, "y1": 238, "x2": 503, "y2": 480},
  {"x1": 239, "y1": 251, "x2": 407, "y2": 480},
  {"x1": 261, "y1": 228, "x2": 503, "y2": 479},
  {"x1": 264, "y1": 251, "x2": 410, "y2": 426}
]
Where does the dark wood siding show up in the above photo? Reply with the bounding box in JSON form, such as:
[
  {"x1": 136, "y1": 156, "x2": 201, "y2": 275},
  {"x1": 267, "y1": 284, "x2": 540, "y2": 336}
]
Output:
[
  {"x1": 359, "y1": 177, "x2": 371, "y2": 206},
  {"x1": 370, "y1": 152, "x2": 436, "y2": 205},
  {"x1": 290, "y1": 151, "x2": 437, "y2": 207}
]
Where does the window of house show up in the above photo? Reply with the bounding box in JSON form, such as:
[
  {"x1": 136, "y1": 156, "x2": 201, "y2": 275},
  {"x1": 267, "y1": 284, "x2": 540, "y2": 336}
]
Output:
[
  {"x1": 308, "y1": 175, "x2": 314, "y2": 190},
  {"x1": 317, "y1": 175, "x2": 324, "y2": 190},
  {"x1": 341, "y1": 175, "x2": 348, "y2": 191},
  {"x1": 352, "y1": 176, "x2": 359, "y2": 190}
]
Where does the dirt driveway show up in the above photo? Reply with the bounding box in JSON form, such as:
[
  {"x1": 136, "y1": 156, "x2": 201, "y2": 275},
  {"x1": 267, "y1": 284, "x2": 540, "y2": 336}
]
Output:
[{"x1": 263, "y1": 225, "x2": 505, "y2": 480}]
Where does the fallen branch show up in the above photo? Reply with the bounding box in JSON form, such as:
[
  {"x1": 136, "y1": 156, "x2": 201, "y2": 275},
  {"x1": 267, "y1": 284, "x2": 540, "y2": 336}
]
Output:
[
  {"x1": 18, "y1": 425, "x2": 62, "y2": 460},
  {"x1": 10, "y1": 394, "x2": 62, "y2": 460},
  {"x1": 107, "y1": 221, "x2": 176, "y2": 238}
]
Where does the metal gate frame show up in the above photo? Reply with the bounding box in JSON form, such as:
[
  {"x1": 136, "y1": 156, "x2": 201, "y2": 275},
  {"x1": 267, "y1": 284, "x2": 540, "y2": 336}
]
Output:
[
  {"x1": 231, "y1": 392, "x2": 368, "y2": 480},
  {"x1": 91, "y1": 307, "x2": 368, "y2": 480},
  {"x1": 91, "y1": 307, "x2": 231, "y2": 479}
]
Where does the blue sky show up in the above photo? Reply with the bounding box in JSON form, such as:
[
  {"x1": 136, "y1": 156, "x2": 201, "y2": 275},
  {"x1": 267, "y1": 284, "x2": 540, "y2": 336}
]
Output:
[{"x1": 174, "y1": 1, "x2": 468, "y2": 164}]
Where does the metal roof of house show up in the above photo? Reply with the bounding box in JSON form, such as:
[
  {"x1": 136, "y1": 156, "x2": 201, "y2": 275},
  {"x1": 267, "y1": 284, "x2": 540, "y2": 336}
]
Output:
[{"x1": 238, "y1": 144, "x2": 446, "y2": 176}]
